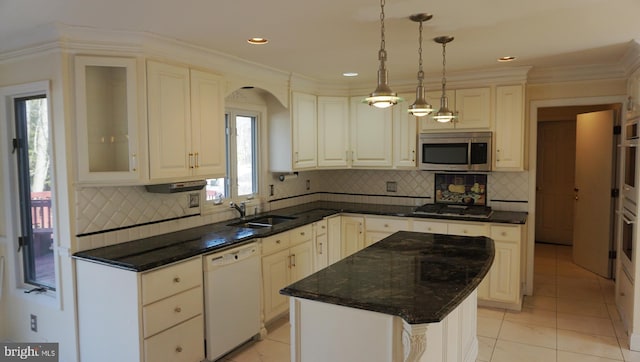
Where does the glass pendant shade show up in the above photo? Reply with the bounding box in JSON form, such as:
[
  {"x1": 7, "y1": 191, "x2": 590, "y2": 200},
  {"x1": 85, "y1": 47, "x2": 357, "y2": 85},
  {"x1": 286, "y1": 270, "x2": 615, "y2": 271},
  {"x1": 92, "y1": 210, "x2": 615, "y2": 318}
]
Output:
[
  {"x1": 432, "y1": 95, "x2": 458, "y2": 123},
  {"x1": 408, "y1": 83, "x2": 433, "y2": 116},
  {"x1": 408, "y1": 13, "x2": 433, "y2": 117},
  {"x1": 366, "y1": 0, "x2": 401, "y2": 109},
  {"x1": 433, "y1": 35, "x2": 457, "y2": 123}
]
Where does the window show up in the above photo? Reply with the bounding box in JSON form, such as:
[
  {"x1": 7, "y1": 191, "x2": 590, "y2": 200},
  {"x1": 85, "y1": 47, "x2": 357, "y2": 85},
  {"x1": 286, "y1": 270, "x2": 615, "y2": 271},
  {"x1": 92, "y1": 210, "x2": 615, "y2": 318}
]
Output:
[
  {"x1": 206, "y1": 109, "x2": 259, "y2": 204},
  {"x1": 12, "y1": 94, "x2": 56, "y2": 290}
]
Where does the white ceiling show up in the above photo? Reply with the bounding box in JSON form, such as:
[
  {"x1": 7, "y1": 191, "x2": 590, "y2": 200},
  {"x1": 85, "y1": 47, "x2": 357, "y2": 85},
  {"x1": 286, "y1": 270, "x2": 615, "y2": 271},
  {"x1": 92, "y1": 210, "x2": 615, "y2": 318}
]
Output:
[{"x1": 1, "y1": 0, "x2": 640, "y2": 85}]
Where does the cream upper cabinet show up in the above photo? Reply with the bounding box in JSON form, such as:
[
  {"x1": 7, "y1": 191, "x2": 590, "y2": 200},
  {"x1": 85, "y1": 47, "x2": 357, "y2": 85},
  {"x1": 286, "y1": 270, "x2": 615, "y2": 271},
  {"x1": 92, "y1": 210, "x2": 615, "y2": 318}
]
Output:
[
  {"x1": 147, "y1": 60, "x2": 225, "y2": 181},
  {"x1": 349, "y1": 97, "x2": 393, "y2": 167},
  {"x1": 420, "y1": 89, "x2": 456, "y2": 131},
  {"x1": 291, "y1": 92, "x2": 318, "y2": 170},
  {"x1": 494, "y1": 84, "x2": 525, "y2": 171},
  {"x1": 393, "y1": 93, "x2": 418, "y2": 168},
  {"x1": 75, "y1": 55, "x2": 146, "y2": 184},
  {"x1": 318, "y1": 96, "x2": 350, "y2": 168},
  {"x1": 454, "y1": 87, "x2": 491, "y2": 129}
]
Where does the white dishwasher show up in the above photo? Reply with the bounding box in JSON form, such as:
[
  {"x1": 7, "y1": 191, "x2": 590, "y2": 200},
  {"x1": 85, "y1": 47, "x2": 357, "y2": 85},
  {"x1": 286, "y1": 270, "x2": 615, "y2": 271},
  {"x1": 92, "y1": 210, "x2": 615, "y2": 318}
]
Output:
[{"x1": 204, "y1": 242, "x2": 261, "y2": 361}]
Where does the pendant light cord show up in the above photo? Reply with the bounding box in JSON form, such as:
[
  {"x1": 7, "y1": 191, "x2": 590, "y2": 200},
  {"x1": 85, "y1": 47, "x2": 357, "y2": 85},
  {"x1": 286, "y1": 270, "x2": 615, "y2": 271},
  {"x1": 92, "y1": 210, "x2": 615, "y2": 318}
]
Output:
[
  {"x1": 417, "y1": 20, "x2": 424, "y2": 84},
  {"x1": 378, "y1": 0, "x2": 387, "y2": 62},
  {"x1": 441, "y1": 41, "x2": 447, "y2": 96}
]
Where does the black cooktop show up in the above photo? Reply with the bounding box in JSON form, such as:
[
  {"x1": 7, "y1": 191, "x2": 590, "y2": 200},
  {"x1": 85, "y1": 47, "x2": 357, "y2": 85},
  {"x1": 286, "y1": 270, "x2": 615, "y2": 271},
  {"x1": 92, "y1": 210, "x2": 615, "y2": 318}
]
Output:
[{"x1": 413, "y1": 203, "x2": 493, "y2": 218}]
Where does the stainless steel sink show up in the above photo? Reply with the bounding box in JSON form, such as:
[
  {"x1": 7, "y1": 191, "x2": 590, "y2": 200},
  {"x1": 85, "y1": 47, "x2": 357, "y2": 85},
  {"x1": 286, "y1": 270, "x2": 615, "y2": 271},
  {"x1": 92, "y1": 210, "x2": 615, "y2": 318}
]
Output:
[{"x1": 228, "y1": 215, "x2": 297, "y2": 228}]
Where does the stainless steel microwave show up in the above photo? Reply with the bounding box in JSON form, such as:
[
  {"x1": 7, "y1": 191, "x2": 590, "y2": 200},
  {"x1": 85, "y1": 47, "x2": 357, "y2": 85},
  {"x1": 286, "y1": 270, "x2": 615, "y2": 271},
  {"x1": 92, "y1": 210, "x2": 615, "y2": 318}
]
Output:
[{"x1": 418, "y1": 131, "x2": 492, "y2": 171}]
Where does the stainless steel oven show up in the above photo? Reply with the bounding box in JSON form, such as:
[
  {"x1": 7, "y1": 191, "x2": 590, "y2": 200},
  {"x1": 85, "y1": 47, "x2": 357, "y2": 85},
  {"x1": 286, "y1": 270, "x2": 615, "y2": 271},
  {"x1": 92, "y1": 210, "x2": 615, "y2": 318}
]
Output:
[
  {"x1": 418, "y1": 132, "x2": 492, "y2": 171},
  {"x1": 623, "y1": 116, "x2": 639, "y2": 202},
  {"x1": 620, "y1": 199, "x2": 636, "y2": 277}
]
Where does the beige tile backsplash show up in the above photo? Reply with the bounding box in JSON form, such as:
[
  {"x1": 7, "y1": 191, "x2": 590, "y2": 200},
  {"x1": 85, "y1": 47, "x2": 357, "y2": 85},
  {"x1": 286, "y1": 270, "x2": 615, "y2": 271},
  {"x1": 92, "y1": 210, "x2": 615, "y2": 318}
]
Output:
[{"x1": 75, "y1": 170, "x2": 529, "y2": 250}]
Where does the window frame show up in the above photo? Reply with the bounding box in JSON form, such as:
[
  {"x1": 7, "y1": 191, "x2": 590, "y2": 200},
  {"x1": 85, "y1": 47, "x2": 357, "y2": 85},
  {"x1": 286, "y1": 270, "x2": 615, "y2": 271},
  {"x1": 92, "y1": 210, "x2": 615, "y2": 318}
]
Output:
[
  {"x1": 203, "y1": 107, "x2": 262, "y2": 210},
  {"x1": 1, "y1": 80, "x2": 59, "y2": 298}
]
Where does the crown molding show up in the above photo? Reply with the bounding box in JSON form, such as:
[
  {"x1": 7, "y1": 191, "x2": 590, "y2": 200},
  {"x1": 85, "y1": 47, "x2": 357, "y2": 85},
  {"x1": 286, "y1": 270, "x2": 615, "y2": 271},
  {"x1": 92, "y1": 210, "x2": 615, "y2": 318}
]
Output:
[
  {"x1": 620, "y1": 39, "x2": 640, "y2": 76},
  {"x1": 527, "y1": 63, "x2": 627, "y2": 84}
]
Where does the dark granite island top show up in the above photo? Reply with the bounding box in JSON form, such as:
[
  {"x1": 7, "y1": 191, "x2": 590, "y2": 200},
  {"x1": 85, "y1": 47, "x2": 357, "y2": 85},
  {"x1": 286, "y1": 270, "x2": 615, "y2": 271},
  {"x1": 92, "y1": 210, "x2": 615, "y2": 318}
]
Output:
[{"x1": 280, "y1": 230, "x2": 495, "y2": 325}]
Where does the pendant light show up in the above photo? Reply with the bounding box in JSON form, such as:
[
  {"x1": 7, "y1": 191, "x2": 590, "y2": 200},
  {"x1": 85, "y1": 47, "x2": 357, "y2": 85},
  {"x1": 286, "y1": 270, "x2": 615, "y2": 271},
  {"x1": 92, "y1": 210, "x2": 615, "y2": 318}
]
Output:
[
  {"x1": 365, "y1": 0, "x2": 402, "y2": 109},
  {"x1": 408, "y1": 13, "x2": 434, "y2": 117},
  {"x1": 432, "y1": 36, "x2": 458, "y2": 123}
]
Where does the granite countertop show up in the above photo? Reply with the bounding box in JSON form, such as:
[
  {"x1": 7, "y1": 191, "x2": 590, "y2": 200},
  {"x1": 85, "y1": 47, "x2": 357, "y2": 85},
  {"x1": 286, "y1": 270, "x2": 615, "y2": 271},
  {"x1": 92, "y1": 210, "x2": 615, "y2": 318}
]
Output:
[
  {"x1": 72, "y1": 201, "x2": 525, "y2": 272},
  {"x1": 280, "y1": 230, "x2": 495, "y2": 324}
]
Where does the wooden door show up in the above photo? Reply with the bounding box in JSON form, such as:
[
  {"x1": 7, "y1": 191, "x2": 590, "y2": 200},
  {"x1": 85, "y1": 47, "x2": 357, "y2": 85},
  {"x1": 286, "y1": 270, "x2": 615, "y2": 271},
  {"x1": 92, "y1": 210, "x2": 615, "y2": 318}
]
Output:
[
  {"x1": 535, "y1": 121, "x2": 576, "y2": 244},
  {"x1": 573, "y1": 110, "x2": 615, "y2": 278}
]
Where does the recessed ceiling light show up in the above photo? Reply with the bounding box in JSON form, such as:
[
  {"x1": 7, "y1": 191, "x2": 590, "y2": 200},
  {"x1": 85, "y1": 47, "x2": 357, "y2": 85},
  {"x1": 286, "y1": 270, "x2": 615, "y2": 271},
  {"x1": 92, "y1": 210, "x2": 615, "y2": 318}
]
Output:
[
  {"x1": 247, "y1": 37, "x2": 268, "y2": 45},
  {"x1": 343, "y1": 72, "x2": 359, "y2": 77},
  {"x1": 498, "y1": 56, "x2": 516, "y2": 62}
]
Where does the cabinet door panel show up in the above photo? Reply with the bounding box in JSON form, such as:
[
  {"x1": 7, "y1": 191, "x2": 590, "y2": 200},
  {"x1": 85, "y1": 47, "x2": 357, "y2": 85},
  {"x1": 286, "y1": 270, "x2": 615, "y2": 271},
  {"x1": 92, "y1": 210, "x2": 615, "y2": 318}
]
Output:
[
  {"x1": 420, "y1": 90, "x2": 456, "y2": 131},
  {"x1": 393, "y1": 94, "x2": 418, "y2": 168},
  {"x1": 315, "y1": 232, "x2": 329, "y2": 271},
  {"x1": 147, "y1": 61, "x2": 191, "y2": 180},
  {"x1": 144, "y1": 315, "x2": 204, "y2": 362},
  {"x1": 318, "y1": 96, "x2": 349, "y2": 168},
  {"x1": 190, "y1": 69, "x2": 226, "y2": 177},
  {"x1": 290, "y1": 241, "x2": 314, "y2": 282},
  {"x1": 455, "y1": 88, "x2": 490, "y2": 129},
  {"x1": 262, "y1": 249, "x2": 291, "y2": 321},
  {"x1": 495, "y1": 85, "x2": 525, "y2": 170},
  {"x1": 488, "y1": 240, "x2": 519, "y2": 302},
  {"x1": 350, "y1": 98, "x2": 393, "y2": 167},
  {"x1": 341, "y1": 216, "x2": 364, "y2": 258},
  {"x1": 292, "y1": 92, "x2": 317, "y2": 169}
]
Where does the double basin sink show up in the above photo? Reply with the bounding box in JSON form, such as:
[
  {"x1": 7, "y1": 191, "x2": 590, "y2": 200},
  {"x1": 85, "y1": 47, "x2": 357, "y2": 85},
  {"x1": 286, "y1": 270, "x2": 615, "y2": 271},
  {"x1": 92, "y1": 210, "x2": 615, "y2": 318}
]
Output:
[{"x1": 227, "y1": 215, "x2": 297, "y2": 229}]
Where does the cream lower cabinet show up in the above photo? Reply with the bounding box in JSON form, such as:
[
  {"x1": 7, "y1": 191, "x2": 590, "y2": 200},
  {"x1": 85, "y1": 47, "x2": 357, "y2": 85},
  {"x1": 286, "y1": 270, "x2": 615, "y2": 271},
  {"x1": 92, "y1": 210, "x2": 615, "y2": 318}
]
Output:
[
  {"x1": 76, "y1": 257, "x2": 204, "y2": 362},
  {"x1": 313, "y1": 219, "x2": 329, "y2": 271},
  {"x1": 365, "y1": 215, "x2": 410, "y2": 247},
  {"x1": 341, "y1": 215, "x2": 365, "y2": 257},
  {"x1": 262, "y1": 225, "x2": 314, "y2": 323}
]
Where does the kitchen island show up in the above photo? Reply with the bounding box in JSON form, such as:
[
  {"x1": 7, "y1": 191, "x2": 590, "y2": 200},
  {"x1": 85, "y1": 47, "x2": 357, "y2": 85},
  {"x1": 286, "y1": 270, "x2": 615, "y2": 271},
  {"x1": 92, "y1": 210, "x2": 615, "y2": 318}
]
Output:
[{"x1": 280, "y1": 231, "x2": 494, "y2": 362}]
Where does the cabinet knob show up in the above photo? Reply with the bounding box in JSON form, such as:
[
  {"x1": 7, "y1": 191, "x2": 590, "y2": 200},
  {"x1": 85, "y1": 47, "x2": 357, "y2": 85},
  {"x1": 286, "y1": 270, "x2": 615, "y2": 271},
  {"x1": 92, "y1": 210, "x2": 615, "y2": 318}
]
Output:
[
  {"x1": 321, "y1": 225, "x2": 326, "y2": 229},
  {"x1": 175, "y1": 346, "x2": 183, "y2": 353},
  {"x1": 300, "y1": 232, "x2": 305, "y2": 236},
  {"x1": 501, "y1": 232, "x2": 507, "y2": 236},
  {"x1": 174, "y1": 306, "x2": 182, "y2": 313},
  {"x1": 384, "y1": 224, "x2": 389, "y2": 228},
  {"x1": 173, "y1": 277, "x2": 181, "y2": 283},
  {"x1": 276, "y1": 240, "x2": 281, "y2": 244}
]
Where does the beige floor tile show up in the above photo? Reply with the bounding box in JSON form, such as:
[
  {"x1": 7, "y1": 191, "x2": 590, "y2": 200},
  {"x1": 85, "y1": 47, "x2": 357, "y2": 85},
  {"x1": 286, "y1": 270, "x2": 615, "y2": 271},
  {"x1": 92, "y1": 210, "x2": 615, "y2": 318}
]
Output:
[
  {"x1": 557, "y1": 329, "x2": 623, "y2": 360},
  {"x1": 607, "y1": 303, "x2": 622, "y2": 321},
  {"x1": 557, "y1": 263, "x2": 601, "y2": 279},
  {"x1": 557, "y1": 298, "x2": 610, "y2": 319},
  {"x1": 491, "y1": 340, "x2": 556, "y2": 362},
  {"x1": 477, "y1": 316, "x2": 503, "y2": 339},
  {"x1": 557, "y1": 350, "x2": 623, "y2": 361},
  {"x1": 523, "y1": 295, "x2": 557, "y2": 311},
  {"x1": 534, "y1": 281, "x2": 557, "y2": 297},
  {"x1": 557, "y1": 312, "x2": 616, "y2": 337},
  {"x1": 620, "y1": 345, "x2": 640, "y2": 362},
  {"x1": 265, "y1": 321, "x2": 290, "y2": 344},
  {"x1": 534, "y1": 273, "x2": 557, "y2": 285},
  {"x1": 557, "y1": 284, "x2": 606, "y2": 304},
  {"x1": 478, "y1": 307, "x2": 505, "y2": 320},
  {"x1": 226, "y1": 338, "x2": 290, "y2": 362},
  {"x1": 535, "y1": 263, "x2": 558, "y2": 276},
  {"x1": 477, "y1": 336, "x2": 495, "y2": 362},
  {"x1": 504, "y1": 306, "x2": 557, "y2": 328},
  {"x1": 613, "y1": 319, "x2": 629, "y2": 341},
  {"x1": 498, "y1": 320, "x2": 557, "y2": 349}
]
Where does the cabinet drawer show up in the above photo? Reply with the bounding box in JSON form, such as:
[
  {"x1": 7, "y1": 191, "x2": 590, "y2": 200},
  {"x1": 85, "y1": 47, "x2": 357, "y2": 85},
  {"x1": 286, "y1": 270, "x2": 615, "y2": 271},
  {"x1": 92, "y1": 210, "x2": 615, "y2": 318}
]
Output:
[
  {"x1": 412, "y1": 219, "x2": 447, "y2": 234},
  {"x1": 291, "y1": 224, "x2": 313, "y2": 245},
  {"x1": 143, "y1": 286, "x2": 203, "y2": 338},
  {"x1": 315, "y1": 219, "x2": 328, "y2": 236},
  {"x1": 448, "y1": 222, "x2": 488, "y2": 236},
  {"x1": 142, "y1": 258, "x2": 202, "y2": 305},
  {"x1": 490, "y1": 225, "x2": 521, "y2": 241},
  {"x1": 262, "y1": 232, "x2": 291, "y2": 255},
  {"x1": 366, "y1": 217, "x2": 409, "y2": 232},
  {"x1": 144, "y1": 315, "x2": 204, "y2": 362}
]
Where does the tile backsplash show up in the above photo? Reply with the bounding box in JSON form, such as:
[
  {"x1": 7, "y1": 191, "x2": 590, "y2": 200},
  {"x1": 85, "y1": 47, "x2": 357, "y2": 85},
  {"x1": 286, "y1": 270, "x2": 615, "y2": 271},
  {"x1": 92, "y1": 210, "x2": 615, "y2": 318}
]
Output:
[{"x1": 75, "y1": 169, "x2": 529, "y2": 250}]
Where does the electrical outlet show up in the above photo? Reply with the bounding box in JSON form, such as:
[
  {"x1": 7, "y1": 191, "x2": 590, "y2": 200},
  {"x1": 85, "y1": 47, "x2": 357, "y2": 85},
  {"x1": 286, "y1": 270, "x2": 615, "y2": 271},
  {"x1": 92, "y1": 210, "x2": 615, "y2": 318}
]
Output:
[
  {"x1": 30, "y1": 314, "x2": 37, "y2": 332},
  {"x1": 188, "y1": 193, "x2": 199, "y2": 208},
  {"x1": 386, "y1": 181, "x2": 397, "y2": 192}
]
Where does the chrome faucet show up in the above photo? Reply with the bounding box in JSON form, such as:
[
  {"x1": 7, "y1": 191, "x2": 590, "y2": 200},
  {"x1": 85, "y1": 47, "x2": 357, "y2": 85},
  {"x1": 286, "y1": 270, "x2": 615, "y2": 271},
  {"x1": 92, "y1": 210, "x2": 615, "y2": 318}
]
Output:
[{"x1": 230, "y1": 201, "x2": 246, "y2": 219}]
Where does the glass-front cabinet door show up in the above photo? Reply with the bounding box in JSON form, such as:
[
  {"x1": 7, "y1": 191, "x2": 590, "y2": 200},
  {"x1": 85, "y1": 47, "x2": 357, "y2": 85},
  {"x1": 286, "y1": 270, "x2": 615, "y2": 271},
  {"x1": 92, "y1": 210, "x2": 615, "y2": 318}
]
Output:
[{"x1": 74, "y1": 55, "x2": 145, "y2": 184}]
